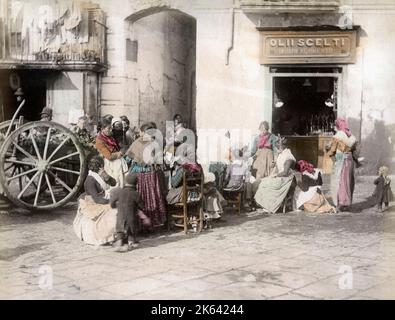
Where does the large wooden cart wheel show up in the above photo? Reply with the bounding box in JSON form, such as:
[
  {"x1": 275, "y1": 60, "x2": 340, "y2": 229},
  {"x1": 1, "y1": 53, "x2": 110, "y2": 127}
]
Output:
[
  {"x1": 0, "y1": 120, "x2": 13, "y2": 134},
  {"x1": 0, "y1": 121, "x2": 87, "y2": 210},
  {"x1": 0, "y1": 118, "x2": 23, "y2": 137}
]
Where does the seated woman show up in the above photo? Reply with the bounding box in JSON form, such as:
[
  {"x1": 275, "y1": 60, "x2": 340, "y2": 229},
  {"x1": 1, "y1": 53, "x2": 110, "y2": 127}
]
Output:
[
  {"x1": 125, "y1": 122, "x2": 167, "y2": 230},
  {"x1": 295, "y1": 160, "x2": 336, "y2": 214},
  {"x1": 73, "y1": 156, "x2": 118, "y2": 246},
  {"x1": 224, "y1": 147, "x2": 250, "y2": 191},
  {"x1": 254, "y1": 137, "x2": 297, "y2": 213},
  {"x1": 166, "y1": 140, "x2": 200, "y2": 205},
  {"x1": 222, "y1": 147, "x2": 252, "y2": 212},
  {"x1": 95, "y1": 117, "x2": 128, "y2": 187}
]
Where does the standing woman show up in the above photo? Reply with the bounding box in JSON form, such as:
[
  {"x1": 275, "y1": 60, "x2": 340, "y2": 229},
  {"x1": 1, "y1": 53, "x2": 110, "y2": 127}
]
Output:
[
  {"x1": 126, "y1": 122, "x2": 167, "y2": 230},
  {"x1": 251, "y1": 121, "x2": 278, "y2": 179},
  {"x1": 95, "y1": 117, "x2": 128, "y2": 187},
  {"x1": 327, "y1": 118, "x2": 359, "y2": 211}
]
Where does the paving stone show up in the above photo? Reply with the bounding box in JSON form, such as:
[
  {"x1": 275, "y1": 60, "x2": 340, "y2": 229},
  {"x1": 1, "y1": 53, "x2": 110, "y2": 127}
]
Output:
[
  {"x1": 160, "y1": 279, "x2": 220, "y2": 293},
  {"x1": 292, "y1": 279, "x2": 359, "y2": 300},
  {"x1": 150, "y1": 268, "x2": 213, "y2": 283},
  {"x1": 101, "y1": 277, "x2": 170, "y2": 297},
  {"x1": 356, "y1": 280, "x2": 395, "y2": 299},
  {"x1": 1, "y1": 176, "x2": 395, "y2": 299},
  {"x1": 214, "y1": 281, "x2": 291, "y2": 299},
  {"x1": 272, "y1": 292, "x2": 316, "y2": 300}
]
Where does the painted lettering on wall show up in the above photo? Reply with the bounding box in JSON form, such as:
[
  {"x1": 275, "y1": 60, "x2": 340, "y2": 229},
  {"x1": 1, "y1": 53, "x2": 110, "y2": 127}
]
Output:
[{"x1": 260, "y1": 31, "x2": 357, "y2": 64}]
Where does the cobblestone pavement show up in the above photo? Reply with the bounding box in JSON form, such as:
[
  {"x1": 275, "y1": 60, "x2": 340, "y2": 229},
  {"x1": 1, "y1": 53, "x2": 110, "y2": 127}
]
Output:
[{"x1": 1, "y1": 175, "x2": 394, "y2": 300}]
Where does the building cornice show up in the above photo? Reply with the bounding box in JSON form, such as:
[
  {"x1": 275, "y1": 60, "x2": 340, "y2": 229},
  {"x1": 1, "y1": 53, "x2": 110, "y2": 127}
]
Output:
[
  {"x1": 238, "y1": 0, "x2": 340, "y2": 13},
  {"x1": 0, "y1": 60, "x2": 108, "y2": 72}
]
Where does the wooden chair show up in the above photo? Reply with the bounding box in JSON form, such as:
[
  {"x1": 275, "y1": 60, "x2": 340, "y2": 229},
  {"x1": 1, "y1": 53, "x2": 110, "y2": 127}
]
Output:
[
  {"x1": 222, "y1": 184, "x2": 244, "y2": 215},
  {"x1": 167, "y1": 171, "x2": 204, "y2": 234}
]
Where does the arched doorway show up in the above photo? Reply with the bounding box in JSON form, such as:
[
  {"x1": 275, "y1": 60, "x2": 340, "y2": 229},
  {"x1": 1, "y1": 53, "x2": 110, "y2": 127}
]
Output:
[{"x1": 125, "y1": 9, "x2": 197, "y2": 134}]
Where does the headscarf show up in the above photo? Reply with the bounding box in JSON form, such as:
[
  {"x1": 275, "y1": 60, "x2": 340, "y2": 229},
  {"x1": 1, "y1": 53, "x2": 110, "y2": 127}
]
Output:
[
  {"x1": 111, "y1": 117, "x2": 122, "y2": 127},
  {"x1": 296, "y1": 160, "x2": 315, "y2": 174},
  {"x1": 259, "y1": 121, "x2": 269, "y2": 131},
  {"x1": 335, "y1": 118, "x2": 352, "y2": 137},
  {"x1": 181, "y1": 162, "x2": 201, "y2": 173}
]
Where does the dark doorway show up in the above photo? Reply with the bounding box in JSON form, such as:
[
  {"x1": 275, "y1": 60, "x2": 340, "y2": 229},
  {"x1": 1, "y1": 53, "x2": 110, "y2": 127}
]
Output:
[
  {"x1": 0, "y1": 70, "x2": 49, "y2": 122},
  {"x1": 272, "y1": 76, "x2": 337, "y2": 136}
]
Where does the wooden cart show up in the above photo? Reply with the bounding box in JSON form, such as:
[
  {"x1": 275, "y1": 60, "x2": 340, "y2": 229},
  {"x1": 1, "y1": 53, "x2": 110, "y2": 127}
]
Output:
[{"x1": 0, "y1": 102, "x2": 87, "y2": 211}]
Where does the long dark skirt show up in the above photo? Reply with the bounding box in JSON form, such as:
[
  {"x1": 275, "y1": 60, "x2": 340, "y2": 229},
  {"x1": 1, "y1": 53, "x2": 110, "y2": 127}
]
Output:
[{"x1": 135, "y1": 171, "x2": 167, "y2": 230}]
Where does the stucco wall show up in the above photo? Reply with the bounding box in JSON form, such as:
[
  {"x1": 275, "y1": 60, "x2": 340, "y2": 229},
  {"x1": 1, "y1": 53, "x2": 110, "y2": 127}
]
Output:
[
  {"x1": 97, "y1": 0, "x2": 196, "y2": 133},
  {"x1": 125, "y1": 10, "x2": 195, "y2": 133},
  {"x1": 95, "y1": 0, "x2": 395, "y2": 170},
  {"x1": 345, "y1": 7, "x2": 395, "y2": 172}
]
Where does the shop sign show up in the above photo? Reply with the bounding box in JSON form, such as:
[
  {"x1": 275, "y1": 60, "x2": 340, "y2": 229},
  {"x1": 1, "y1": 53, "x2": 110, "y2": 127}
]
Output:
[{"x1": 260, "y1": 30, "x2": 357, "y2": 64}]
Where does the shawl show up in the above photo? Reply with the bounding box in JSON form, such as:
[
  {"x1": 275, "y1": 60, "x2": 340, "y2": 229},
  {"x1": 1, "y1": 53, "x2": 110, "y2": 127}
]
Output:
[
  {"x1": 257, "y1": 133, "x2": 272, "y2": 149},
  {"x1": 97, "y1": 132, "x2": 120, "y2": 153},
  {"x1": 181, "y1": 162, "x2": 201, "y2": 173},
  {"x1": 297, "y1": 160, "x2": 315, "y2": 174},
  {"x1": 127, "y1": 137, "x2": 162, "y2": 165},
  {"x1": 333, "y1": 130, "x2": 357, "y2": 148},
  {"x1": 302, "y1": 169, "x2": 322, "y2": 180},
  {"x1": 127, "y1": 137, "x2": 147, "y2": 164},
  {"x1": 88, "y1": 170, "x2": 110, "y2": 199}
]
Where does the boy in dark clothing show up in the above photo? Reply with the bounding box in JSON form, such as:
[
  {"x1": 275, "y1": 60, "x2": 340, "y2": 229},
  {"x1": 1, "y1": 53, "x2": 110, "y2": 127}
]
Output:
[
  {"x1": 110, "y1": 173, "x2": 145, "y2": 251},
  {"x1": 373, "y1": 166, "x2": 393, "y2": 212}
]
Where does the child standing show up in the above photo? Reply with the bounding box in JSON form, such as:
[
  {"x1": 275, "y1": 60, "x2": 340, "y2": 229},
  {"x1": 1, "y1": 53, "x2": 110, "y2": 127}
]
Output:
[
  {"x1": 373, "y1": 166, "x2": 393, "y2": 212},
  {"x1": 110, "y1": 173, "x2": 148, "y2": 251}
]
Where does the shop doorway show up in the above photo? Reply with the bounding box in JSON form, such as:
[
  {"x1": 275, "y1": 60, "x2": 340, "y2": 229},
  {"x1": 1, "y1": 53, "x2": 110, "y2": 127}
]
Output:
[{"x1": 269, "y1": 67, "x2": 342, "y2": 136}]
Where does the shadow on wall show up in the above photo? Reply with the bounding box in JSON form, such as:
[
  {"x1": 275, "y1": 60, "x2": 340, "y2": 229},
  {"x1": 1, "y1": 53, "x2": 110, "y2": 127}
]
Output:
[{"x1": 353, "y1": 118, "x2": 395, "y2": 175}]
